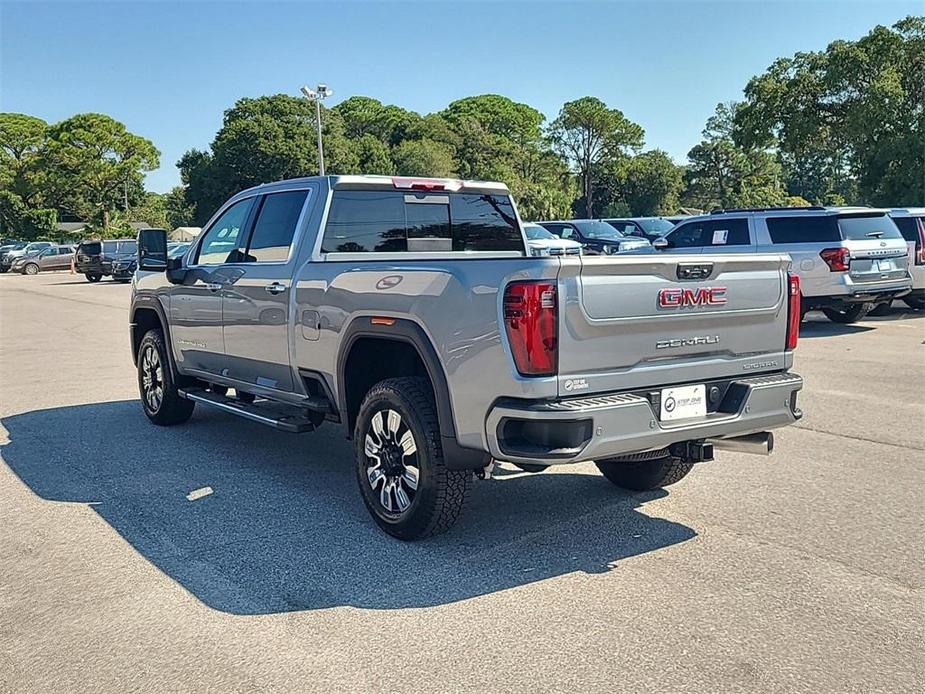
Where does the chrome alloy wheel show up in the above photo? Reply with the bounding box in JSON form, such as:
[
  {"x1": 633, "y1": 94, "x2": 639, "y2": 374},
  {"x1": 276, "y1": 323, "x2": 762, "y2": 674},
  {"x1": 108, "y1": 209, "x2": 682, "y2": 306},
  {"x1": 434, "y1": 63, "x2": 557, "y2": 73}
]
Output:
[
  {"x1": 364, "y1": 409, "x2": 420, "y2": 515},
  {"x1": 141, "y1": 344, "x2": 164, "y2": 413}
]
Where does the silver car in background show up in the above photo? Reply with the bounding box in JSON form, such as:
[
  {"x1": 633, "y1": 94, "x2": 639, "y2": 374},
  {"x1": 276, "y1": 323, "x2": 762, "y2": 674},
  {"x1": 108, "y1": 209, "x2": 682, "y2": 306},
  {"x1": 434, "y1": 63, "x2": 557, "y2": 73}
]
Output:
[
  {"x1": 886, "y1": 208, "x2": 924, "y2": 310},
  {"x1": 11, "y1": 245, "x2": 75, "y2": 274},
  {"x1": 650, "y1": 207, "x2": 911, "y2": 323},
  {"x1": 522, "y1": 223, "x2": 582, "y2": 256}
]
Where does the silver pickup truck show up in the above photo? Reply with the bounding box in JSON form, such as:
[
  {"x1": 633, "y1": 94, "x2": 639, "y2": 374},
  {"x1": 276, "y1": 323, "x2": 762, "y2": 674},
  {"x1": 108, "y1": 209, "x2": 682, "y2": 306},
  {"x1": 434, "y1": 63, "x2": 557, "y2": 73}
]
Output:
[{"x1": 131, "y1": 175, "x2": 804, "y2": 540}]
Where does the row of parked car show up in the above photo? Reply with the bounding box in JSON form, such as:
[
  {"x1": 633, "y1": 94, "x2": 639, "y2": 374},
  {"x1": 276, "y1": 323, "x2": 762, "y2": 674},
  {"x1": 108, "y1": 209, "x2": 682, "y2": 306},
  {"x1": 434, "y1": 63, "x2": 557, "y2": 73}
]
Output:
[
  {"x1": 524, "y1": 207, "x2": 924, "y2": 323},
  {"x1": 0, "y1": 238, "x2": 190, "y2": 282}
]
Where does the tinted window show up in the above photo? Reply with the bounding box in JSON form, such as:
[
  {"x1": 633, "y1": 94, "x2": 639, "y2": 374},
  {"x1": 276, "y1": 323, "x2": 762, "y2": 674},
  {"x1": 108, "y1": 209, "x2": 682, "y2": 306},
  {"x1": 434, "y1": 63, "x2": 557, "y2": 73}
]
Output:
[
  {"x1": 450, "y1": 194, "x2": 520, "y2": 251},
  {"x1": 195, "y1": 198, "x2": 255, "y2": 264},
  {"x1": 540, "y1": 223, "x2": 578, "y2": 240},
  {"x1": 118, "y1": 240, "x2": 137, "y2": 254},
  {"x1": 837, "y1": 214, "x2": 903, "y2": 241},
  {"x1": 637, "y1": 218, "x2": 676, "y2": 235},
  {"x1": 666, "y1": 221, "x2": 708, "y2": 248},
  {"x1": 322, "y1": 191, "x2": 406, "y2": 253},
  {"x1": 766, "y1": 216, "x2": 840, "y2": 244},
  {"x1": 322, "y1": 191, "x2": 521, "y2": 253},
  {"x1": 406, "y1": 196, "x2": 452, "y2": 251},
  {"x1": 79, "y1": 241, "x2": 101, "y2": 255},
  {"x1": 245, "y1": 191, "x2": 307, "y2": 262},
  {"x1": 704, "y1": 219, "x2": 750, "y2": 247},
  {"x1": 892, "y1": 216, "x2": 922, "y2": 243},
  {"x1": 103, "y1": 241, "x2": 118, "y2": 254},
  {"x1": 524, "y1": 224, "x2": 556, "y2": 240}
]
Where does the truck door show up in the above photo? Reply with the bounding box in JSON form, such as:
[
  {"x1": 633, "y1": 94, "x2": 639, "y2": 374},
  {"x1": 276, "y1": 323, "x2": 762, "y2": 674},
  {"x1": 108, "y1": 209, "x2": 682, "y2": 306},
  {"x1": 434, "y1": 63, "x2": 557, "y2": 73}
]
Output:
[
  {"x1": 170, "y1": 197, "x2": 255, "y2": 376},
  {"x1": 220, "y1": 189, "x2": 310, "y2": 393}
]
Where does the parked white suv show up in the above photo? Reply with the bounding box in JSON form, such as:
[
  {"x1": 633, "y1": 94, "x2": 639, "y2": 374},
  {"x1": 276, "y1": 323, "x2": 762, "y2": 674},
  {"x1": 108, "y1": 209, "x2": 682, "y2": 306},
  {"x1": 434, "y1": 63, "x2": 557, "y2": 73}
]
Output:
[
  {"x1": 652, "y1": 207, "x2": 912, "y2": 323},
  {"x1": 886, "y1": 208, "x2": 924, "y2": 310}
]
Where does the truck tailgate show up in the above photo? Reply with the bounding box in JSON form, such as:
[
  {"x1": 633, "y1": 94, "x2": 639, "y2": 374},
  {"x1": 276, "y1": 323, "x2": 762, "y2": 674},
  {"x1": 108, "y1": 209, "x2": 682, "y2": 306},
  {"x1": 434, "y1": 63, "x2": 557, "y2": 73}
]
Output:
[{"x1": 556, "y1": 253, "x2": 792, "y2": 397}]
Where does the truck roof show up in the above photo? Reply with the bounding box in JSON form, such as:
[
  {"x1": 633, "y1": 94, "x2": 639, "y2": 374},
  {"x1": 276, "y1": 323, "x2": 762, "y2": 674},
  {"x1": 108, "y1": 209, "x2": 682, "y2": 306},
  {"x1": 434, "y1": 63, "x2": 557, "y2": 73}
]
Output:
[{"x1": 233, "y1": 175, "x2": 511, "y2": 198}]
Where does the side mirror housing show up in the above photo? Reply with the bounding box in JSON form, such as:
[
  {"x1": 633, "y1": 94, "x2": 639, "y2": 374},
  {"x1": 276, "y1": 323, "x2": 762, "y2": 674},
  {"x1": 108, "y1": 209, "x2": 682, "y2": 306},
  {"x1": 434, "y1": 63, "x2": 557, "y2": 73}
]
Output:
[
  {"x1": 653, "y1": 237, "x2": 669, "y2": 250},
  {"x1": 138, "y1": 228, "x2": 168, "y2": 271}
]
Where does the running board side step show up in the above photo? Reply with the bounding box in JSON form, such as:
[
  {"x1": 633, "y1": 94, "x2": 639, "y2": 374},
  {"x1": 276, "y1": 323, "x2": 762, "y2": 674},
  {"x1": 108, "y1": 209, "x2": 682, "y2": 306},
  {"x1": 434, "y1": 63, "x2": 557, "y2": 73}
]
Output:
[{"x1": 178, "y1": 388, "x2": 318, "y2": 433}]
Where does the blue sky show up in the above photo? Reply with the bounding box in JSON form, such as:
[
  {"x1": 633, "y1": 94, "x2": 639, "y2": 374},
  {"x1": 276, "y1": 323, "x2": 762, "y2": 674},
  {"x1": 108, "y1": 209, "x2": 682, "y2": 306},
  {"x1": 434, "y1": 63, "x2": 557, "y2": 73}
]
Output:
[{"x1": 2, "y1": 1, "x2": 920, "y2": 192}]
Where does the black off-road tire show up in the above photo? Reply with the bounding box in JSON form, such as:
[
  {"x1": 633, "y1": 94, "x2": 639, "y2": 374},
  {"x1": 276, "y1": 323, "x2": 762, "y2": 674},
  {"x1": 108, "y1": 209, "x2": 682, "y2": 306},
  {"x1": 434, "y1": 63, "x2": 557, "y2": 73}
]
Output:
[
  {"x1": 867, "y1": 301, "x2": 893, "y2": 316},
  {"x1": 821, "y1": 302, "x2": 871, "y2": 324},
  {"x1": 354, "y1": 377, "x2": 470, "y2": 541},
  {"x1": 595, "y1": 456, "x2": 694, "y2": 491},
  {"x1": 86, "y1": 272, "x2": 102, "y2": 283},
  {"x1": 903, "y1": 295, "x2": 924, "y2": 310},
  {"x1": 137, "y1": 328, "x2": 195, "y2": 426}
]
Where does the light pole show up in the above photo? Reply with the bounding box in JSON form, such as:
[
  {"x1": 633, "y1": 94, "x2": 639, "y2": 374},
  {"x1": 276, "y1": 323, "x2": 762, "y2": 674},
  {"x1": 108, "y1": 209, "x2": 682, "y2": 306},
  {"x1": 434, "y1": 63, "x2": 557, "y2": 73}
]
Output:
[{"x1": 300, "y1": 83, "x2": 334, "y2": 176}]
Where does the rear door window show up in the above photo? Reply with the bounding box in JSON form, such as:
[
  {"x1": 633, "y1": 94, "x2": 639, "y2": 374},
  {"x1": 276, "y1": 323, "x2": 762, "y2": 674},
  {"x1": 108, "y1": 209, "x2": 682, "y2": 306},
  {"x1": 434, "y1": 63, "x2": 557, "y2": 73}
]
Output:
[
  {"x1": 766, "y1": 216, "x2": 840, "y2": 244},
  {"x1": 892, "y1": 217, "x2": 921, "y2": 242},
  {"x1": 704, "y1": 218, "x2": 750, "y2": 247},
  {"x1": 837, "y1": 214, "x2": 903, "y2": 240},
  {"x1": 321, "y1": 191, "x2": 522, "y2": 253},
  {"x1": 244, "y1": 190, "x2": 308, "y2": 262}
]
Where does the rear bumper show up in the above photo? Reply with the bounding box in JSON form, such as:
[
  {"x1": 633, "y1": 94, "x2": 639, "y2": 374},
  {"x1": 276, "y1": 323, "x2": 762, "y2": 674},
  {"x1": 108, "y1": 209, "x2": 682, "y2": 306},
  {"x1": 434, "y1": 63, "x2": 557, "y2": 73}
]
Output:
[
  {"x1": 485, "y1": 372, "x2": 803, "y2": 466},
  {"x1": 811, "y1": 276, "x2": 912, "y2": 303}
]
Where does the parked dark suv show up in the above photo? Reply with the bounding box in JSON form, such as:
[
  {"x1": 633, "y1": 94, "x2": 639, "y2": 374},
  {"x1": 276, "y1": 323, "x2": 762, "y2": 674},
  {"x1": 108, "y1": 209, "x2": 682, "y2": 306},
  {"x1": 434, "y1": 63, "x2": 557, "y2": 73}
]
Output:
[{"x1": 75, "y1": 238, "x2": 139, "y2": 282}]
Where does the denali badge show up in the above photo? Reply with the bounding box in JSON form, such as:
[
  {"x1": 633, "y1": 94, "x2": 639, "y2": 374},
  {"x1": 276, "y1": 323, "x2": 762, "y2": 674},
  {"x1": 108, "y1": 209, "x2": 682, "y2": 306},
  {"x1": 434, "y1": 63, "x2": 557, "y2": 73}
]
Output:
[
  {"x1": 656, "y1": 335, "x2": 720, "y2": 350},
  {"x1": 658, "y1": 286, "x2": 727, "y2": 308}
]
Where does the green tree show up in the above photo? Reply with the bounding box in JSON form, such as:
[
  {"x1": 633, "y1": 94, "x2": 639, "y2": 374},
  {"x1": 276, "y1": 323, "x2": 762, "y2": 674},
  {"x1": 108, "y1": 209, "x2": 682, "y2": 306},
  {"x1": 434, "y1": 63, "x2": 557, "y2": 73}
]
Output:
[
  {"x1": 0, "y1": 113, "x2": 59, "y2": 238},
  {"x1": 549, "y1": 97, "x2": 644, "y2": 218},
  {"x1": 128, "y1": 191, "x2": 170, "y2": 229},
  {"x1": 392, "y1": 138, "x2": 456, "y2": 177},
  {"x1": 42, "y1": 113, "x2": 159, "y2": 229},
  {"x1": 735, "y1": 16, "x2": 924, "y2": 205},
  {"x1": 164, "y1": 186, "x2": 195, "y2": 228},
  {"x1": 684, "y1": 103, "x2": 788, "y2": 210},
  {"x1": 353, "y1": 133, "x2": 395, "y2": 175},
  {"x1": 617, "y1": 150, "x2": 684, "y2": 215}
]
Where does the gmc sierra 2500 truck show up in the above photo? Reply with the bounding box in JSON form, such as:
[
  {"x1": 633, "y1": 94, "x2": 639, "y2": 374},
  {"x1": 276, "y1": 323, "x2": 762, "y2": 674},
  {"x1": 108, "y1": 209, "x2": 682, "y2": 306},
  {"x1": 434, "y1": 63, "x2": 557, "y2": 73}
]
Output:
[{"x1": 131, "y1": 175, "x2": 804, "y2": 540}]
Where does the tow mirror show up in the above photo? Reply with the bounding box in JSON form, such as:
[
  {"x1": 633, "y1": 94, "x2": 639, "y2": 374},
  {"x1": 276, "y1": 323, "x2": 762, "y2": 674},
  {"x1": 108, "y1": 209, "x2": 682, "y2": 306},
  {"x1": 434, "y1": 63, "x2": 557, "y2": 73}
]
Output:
[
  {"x1": 138, "y1": 228, "x2": 168, "y2": 271},
  {"x1": 653, "y1": 237, "x2": 669, "y2": 250}
]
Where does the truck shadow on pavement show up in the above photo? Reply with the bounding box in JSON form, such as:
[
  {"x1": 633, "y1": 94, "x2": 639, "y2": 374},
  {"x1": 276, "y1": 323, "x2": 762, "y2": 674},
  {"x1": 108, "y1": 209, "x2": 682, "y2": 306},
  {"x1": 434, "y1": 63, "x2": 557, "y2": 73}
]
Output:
[{"x1": 1, "y1": 400, "x2": 696, "y2": 615}]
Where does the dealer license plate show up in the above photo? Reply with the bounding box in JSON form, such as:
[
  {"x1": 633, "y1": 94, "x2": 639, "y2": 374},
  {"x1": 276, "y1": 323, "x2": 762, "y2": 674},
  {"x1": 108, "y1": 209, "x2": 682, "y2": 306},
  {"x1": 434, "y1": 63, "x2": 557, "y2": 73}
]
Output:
[{"x1": 660, "y1": 384, "x2": 707, "y2": 421}]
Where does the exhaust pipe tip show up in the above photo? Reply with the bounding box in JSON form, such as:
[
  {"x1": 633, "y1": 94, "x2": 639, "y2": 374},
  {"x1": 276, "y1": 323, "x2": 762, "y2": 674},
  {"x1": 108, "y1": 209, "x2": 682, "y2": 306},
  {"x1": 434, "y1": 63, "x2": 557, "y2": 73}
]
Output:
[{"x1": 710, "y1": 432, "x2": 774, "y2": 456}]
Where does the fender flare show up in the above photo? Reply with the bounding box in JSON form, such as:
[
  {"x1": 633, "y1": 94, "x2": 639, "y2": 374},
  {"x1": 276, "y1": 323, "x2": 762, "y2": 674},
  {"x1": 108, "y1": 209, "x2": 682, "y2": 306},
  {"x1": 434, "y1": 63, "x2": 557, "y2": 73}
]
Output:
[{"x1": 130, "y1": 295, "x2": 177, "y2": 374}]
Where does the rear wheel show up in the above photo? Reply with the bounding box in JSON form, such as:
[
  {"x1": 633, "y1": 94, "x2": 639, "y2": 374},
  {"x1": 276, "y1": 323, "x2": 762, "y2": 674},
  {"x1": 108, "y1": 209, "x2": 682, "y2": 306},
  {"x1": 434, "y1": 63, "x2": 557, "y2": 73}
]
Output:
[
  {"x1": 137, "y1": 328, "x2": 195, "y2": 426},
  {"x1": 86, "y1": 272, "x2": 102, "y2": 283},
  {"x1": 23, "y1": 263, "x2": 39, "y2": 275},
  {"x1": 867, "y1": 301, "x2": 893, "y2": 316},
  {"x1": 904, "y1": 295, "x2": 924, "y2": 310},
  {"x1": 355, "y1": 377, "x2": 470, "y2": 540},
  {"x1": 821, "y1": 302, "x2": 871, "y2": 324},
  {"x1": 595, "y1": 455, "x2": 693, "y2": 491}
]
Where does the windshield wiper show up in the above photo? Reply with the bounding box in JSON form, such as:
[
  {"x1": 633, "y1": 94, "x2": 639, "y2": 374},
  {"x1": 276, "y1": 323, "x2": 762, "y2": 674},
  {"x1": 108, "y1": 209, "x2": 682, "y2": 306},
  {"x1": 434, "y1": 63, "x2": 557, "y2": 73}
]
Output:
[{"x1": 866, "y1": 231, "x2": 884, "y2": 238}]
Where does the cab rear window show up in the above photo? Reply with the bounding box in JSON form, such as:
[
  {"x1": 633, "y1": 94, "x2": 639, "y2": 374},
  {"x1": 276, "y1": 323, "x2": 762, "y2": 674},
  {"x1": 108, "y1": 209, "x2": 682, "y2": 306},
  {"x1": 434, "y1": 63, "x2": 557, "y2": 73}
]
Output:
[{"x1": 322, "y1": 191, "x2": 523, "y2": 253}]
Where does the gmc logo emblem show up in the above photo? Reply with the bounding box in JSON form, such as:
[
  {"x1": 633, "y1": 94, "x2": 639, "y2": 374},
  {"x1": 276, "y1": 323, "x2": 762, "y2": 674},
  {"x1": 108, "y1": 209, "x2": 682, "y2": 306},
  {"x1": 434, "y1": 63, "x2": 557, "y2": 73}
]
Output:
[{"x1": 658, "y1": 286, "x2": 727, "y2": 308}]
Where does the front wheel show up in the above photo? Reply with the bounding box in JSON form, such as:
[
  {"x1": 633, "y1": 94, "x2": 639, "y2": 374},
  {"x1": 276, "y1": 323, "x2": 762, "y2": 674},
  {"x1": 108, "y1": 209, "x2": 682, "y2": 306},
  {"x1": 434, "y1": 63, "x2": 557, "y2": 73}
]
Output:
[
  {"x1": 137, "y1": 328, "x2": 195, "y2": 426},
  {"x1": 821, "y1": 302, "x2": 871, "y2": 324},
  {"x1": 86, "y1": 272, "x2": 102, "y2": 283},
  {"x1": 595, "y1": 456, "x2": 693, "y2": 491},
  {"x1": 355, "y1": 377, "x2": 470, "y2": 540},
  {"x1": 23, "y1": 263, "x2": 39, "y2": 275}
]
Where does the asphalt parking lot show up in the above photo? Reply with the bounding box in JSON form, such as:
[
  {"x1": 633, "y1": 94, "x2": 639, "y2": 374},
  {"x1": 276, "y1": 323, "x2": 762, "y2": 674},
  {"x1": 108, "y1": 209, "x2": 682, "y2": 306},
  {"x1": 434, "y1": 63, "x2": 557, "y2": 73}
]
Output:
[{"x1": 1, "y1": 272, "x2": 922, "y2": 693}]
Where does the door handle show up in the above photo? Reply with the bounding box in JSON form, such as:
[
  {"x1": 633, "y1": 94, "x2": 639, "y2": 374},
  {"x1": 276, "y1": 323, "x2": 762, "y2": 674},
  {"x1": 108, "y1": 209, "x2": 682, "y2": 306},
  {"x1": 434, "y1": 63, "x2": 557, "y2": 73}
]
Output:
[
  {"x1": 265, "y1": 282, "x2": 287, "y2": 295},
  {"x1": 204, "y1": 282, "x2": 223, "y2": 292}
]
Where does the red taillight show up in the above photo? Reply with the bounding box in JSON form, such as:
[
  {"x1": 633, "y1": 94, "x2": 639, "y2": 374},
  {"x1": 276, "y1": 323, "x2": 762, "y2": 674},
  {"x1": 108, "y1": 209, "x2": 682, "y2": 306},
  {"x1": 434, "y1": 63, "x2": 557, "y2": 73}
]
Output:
[
  {"x1": 503, "y1": 281, "x2": 558, "y2": 376},
  {"x1": 820, "y1": 247, "x2": 850, "y2": 272},
  {"x1": 786, "y1": 273, "x2": 801, "y2": 351},
  {"x1": 916, "y1": 220, "x2": 925, "y2": 265}
]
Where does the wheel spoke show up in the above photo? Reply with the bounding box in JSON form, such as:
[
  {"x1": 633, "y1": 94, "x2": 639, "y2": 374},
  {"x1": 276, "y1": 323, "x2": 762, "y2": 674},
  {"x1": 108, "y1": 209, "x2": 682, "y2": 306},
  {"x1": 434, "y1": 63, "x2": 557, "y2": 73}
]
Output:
[
  {"x1": 387, "y1": 410, "x2": 401, "y2": 439},
  {"x1": 367, "y1": 465, "x2": 384, "y2": 488},
  {"x1": 364, "y1": 433, "x2": 381, "y2": 459},
  {"x1": 395, "y1": 483, "x2": 411, "y2": 512},
  {"x1": 372, "y1": 411, "x2": 385, "y2": 439},
  {"x1": 399, "y1": 430, "x2": 417, "y2": 457},
  {"x1": 402, "y1": 465, "x2": 419, "y2": 491},
  {"x1": 380, "y1": 480, "x2": 394, "y2": 512}
]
